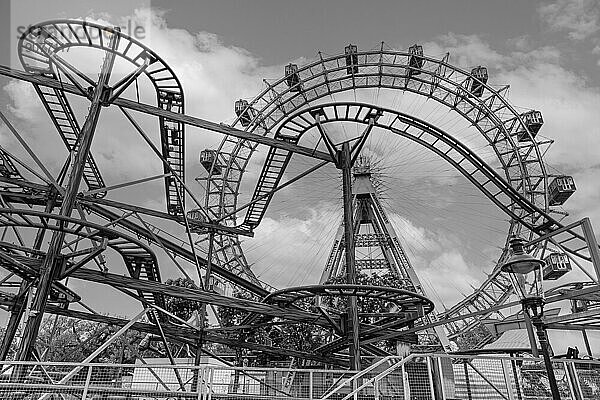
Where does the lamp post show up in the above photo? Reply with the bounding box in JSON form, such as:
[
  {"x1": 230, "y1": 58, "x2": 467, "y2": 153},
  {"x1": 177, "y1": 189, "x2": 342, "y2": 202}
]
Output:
[{"x1": 501, "y1": 236, "x2": 561, "y2": 400}]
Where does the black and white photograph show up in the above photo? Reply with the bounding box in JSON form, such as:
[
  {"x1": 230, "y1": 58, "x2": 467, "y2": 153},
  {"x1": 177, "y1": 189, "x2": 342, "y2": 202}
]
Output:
[{"x1": 0, "y1": 1, "x2": 598, "y2": 398}]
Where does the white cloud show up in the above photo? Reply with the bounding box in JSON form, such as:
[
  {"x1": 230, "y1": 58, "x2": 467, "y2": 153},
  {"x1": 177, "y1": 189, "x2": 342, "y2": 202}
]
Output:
[
  {"x1": 539, "y1": 0, "x2": 600, "y2": 40},
  {"x1": 248, "y1": 204, "x2": 341, "y2": 288},
  {"x1": 420, "y1": 250, "x2": 480, "y2": 308},
  {"x1": 388, "y1": 213, "x2": 441, "y2": 253},
  {"x1": 424, "y1": 33, "x2": 505, "y2": 68},
  {"x1": 3, "y1": 80, "x2": 44, "y2": 121}
]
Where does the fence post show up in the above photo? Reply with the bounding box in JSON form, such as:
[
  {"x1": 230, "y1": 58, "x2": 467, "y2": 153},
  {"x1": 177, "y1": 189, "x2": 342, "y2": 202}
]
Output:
[
  {"x1": 309, "y1": 371, "x2": 313, "y2": 400},
  {"x1": 510, "y1": 359, "x2": 523, "y2": 400},
  {"x1": 81, "y1": 365, "x2": 93, "y2": 400},
  {"x1": 207, "y1": 367, "x2": 214, "y2": 400},
  {"x1": 501, "y1": 359, "x2": 516, "y2": 400},
  {"x1": 426, "y1": 356, "x2": 436, "y2": 400},
  {"x1": 401, "y1": 363, "x2": 410, "y2": 400},
  {"x1": 199, "y1": 365, "x2": 206, "y2": 400},
  {"x1": 463, "y1": 360, "x2": 473, "y2": 400},
  {"x1": 565, "y1": 361, "x2": 583, "y2": 400},
  {"x1": 437, "y1": 357, "x2": 447, "y2": 400},
  {"x1": 374, "y1": 377, "x2": 380, "y2": 400}
]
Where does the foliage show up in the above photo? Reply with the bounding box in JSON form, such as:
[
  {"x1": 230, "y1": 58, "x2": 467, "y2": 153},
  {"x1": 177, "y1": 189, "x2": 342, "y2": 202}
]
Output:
[
  {"x1": 164, "y1": 277, "x2": 205, "y2": 322},
  {"x1": 454, "y1": 324, "x2": 491, "y2": 350},
  {"x1": 216, "y1": 290, "x2": 326, "y2": 366},
  {"x1": 29, "y1": 315, "x2": 145, "y2": 364},
  {"x1": 324, "y1": 271, "x2": 406, "y2": 324}
]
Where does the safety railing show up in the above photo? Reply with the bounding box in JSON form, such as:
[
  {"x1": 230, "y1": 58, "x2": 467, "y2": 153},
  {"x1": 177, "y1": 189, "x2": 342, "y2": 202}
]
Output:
[
  {"x1": 0, "y1": 354, "x2": 598, "y2": 399},
  {"x1": 334, "y1": 354, "x2": 600, "y2": 400}
]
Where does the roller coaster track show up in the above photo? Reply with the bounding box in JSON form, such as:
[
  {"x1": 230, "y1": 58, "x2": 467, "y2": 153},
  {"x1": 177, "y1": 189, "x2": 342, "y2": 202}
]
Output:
[
  {"x1": 205, "y1": 47, "x2": 597, "y2": 339},
  {"x1": 18, "y1": 20, "x2": 185, "y2": 215},
  {"x1": 1, "y1": 33, "x2": 595, "y2": 345},
  {"x1": 0, "y1": 208, "x2": 164, "y2": 311},
  {"x1": 250, "y1": 102, "x2": 598, "y2": 338},
  {"x1": 204, "y1": 46, "x2": 551, "y2": 297}
]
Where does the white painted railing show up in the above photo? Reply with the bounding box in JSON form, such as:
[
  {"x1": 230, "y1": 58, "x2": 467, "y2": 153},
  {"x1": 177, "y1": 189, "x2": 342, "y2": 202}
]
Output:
[{"x1": 0, "y1": 354, "x2": 598, "y2": 399}]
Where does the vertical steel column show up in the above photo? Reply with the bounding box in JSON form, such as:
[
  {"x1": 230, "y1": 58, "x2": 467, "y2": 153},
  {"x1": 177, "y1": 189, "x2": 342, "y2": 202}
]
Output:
[
  {"x1": 16, "y1": 29, "x2": 120, "y2": 362},
  {"x1": 340, "y1": 143, "x2": 361, "y2": 371},
  {"x1": 193, "y1": 230, "x2": 215, "y2": 391},
  {"x1": 523, "y1": 308, "x2": 539, "y2": 357},
  {"x1": 532, "y1": 316, "x2": 561, "y2": 400},
  {"x1": 0, "y1": 191, "x2": 58, "y2": 361},
  {"x1": 581, "y1": 218, "x2": 600, "y2": 283}
]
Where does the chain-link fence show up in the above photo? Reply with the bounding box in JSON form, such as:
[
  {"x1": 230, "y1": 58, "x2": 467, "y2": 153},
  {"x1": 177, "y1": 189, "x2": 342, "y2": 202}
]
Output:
[{"x1": 0, "y1": 354, "x2": 598, "y2": 399}]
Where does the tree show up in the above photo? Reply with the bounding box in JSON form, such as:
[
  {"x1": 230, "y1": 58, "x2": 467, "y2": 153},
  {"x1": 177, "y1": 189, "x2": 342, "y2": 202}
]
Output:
[
  {"x1": 217, "y1": 290, "x2": 326, "y2": 367},
  {"x1": 41, "y1": 315, "x2": 149, "y2": 363},
  {"x1": 164, "y1": 277, "x2": 206, "y2": 322},
  {"x1": 324, "y1": 271, "x2": 413, "y2": 353}
]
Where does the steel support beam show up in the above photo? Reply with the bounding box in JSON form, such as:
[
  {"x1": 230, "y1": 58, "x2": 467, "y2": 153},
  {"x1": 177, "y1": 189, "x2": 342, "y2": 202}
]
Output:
[
  {"x1": 581, "y1": 217, "x2": 600, "y2": 283},
  {"x1": 0, "y1": 66, "x2": 335, "y2": 163},
  {"x1": 340, "y1": 143, "x2": 361, "y2": 371},
  {"x1": 85, "y1": 203, "x2": 266, "y2": 295},
  {"x1": 0, "y1": 293, "x2": 347, "y2": 366},
  {"x1": 0, "y1": 194, "x2": 57, "y2": 361},
  {"x1": 15, "y1": 31, "x2": 119, "y2": 361},
  {"x1": 68, "y1": 267, "x2": 334, "y2": 326}
]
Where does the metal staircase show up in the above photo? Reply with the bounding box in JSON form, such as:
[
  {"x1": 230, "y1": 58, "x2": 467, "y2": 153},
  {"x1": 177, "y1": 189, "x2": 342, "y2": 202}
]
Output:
[{"x1": 34, "y1": 82, "x2": 106, "y2": 195}]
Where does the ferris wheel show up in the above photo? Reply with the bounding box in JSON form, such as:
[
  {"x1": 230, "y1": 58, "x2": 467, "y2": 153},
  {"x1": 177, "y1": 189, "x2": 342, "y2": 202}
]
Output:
[{"x1": 199, "y1": 42, "x2": 592, "y2": 346}]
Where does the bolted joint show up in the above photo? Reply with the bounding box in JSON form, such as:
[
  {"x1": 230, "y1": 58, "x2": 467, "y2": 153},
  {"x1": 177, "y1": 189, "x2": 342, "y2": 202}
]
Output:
[{"x1": 100, "y1": 86, "x2": 114, "y2": 106}]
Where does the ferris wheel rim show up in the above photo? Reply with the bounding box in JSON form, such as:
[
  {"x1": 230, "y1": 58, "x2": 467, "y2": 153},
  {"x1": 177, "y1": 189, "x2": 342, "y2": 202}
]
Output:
[
  {"x1": 268, "y1": 101, "x2": 551, "y2": 226},
  {"x1": 208, "y1": 47, "x2": 548, "y2": 218},
  {"x1": 203, "y1": 44, "x2": 553, "y2": 338}
]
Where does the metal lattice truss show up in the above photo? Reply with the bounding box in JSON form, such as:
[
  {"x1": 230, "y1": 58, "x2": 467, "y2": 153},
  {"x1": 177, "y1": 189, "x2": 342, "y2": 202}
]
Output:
[
  {"x1": 203, "y1": 47, "x2": 600, "y2": 339},
  {"x1": 18, "y1": 20, "x2": 185, "y2": 215},
  {"x1": 316, "y1": 154, "x2": 451, "y2": 350}
]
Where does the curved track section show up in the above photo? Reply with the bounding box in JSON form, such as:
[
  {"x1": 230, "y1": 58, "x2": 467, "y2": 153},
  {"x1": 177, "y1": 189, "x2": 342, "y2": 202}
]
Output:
[
  {"x1": 0, "y1": 208, "x2": 164, "y2": 310},
  {"x1": 265, "y1": 102, "x2": 597, "y2": 337},
  {"x1": 260, "y1": 102, "x2": 552, "y2": 338},
  {"x1": 207, "y1": 47, "x2": 599, "y2": 340},
  {"x1": 265, "y1": 284, "x2": 434, "y2": 354},
  {"x1": 205, "y1": 45, "x2": 549, "y2": 296},
  {"x1": 18, "y1": 20, "x2": 185, "y2": 215}
]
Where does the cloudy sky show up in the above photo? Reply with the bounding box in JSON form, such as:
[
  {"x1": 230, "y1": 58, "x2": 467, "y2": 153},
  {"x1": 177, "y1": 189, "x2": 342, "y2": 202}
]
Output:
[{"x1": 0, "y1": 0, "x2": 599, "y2": 352}]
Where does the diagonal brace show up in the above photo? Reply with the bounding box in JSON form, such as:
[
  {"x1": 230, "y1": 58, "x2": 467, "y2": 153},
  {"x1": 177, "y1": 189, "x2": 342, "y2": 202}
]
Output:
[{"x1": 59, "y1": 237, "x2": 108, "y2": 278}]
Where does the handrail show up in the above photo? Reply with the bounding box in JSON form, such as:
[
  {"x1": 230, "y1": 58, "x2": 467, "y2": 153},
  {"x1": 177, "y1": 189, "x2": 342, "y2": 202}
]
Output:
[
  {"x1": 1, "y1": 354, "x2": 598, "y2": 400},
  {"x1": 339, "y1": 355, "x2": 416, "y2": 400},
  {"x1": 320, "y1": 355, "x2": 404, "y2": 399}
]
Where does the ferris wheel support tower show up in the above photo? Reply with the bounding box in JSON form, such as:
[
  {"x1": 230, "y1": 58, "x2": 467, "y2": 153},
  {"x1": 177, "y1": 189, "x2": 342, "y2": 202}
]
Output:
[{"x1": 321, "y1": 156, "x2": 452, "y2": 353}]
